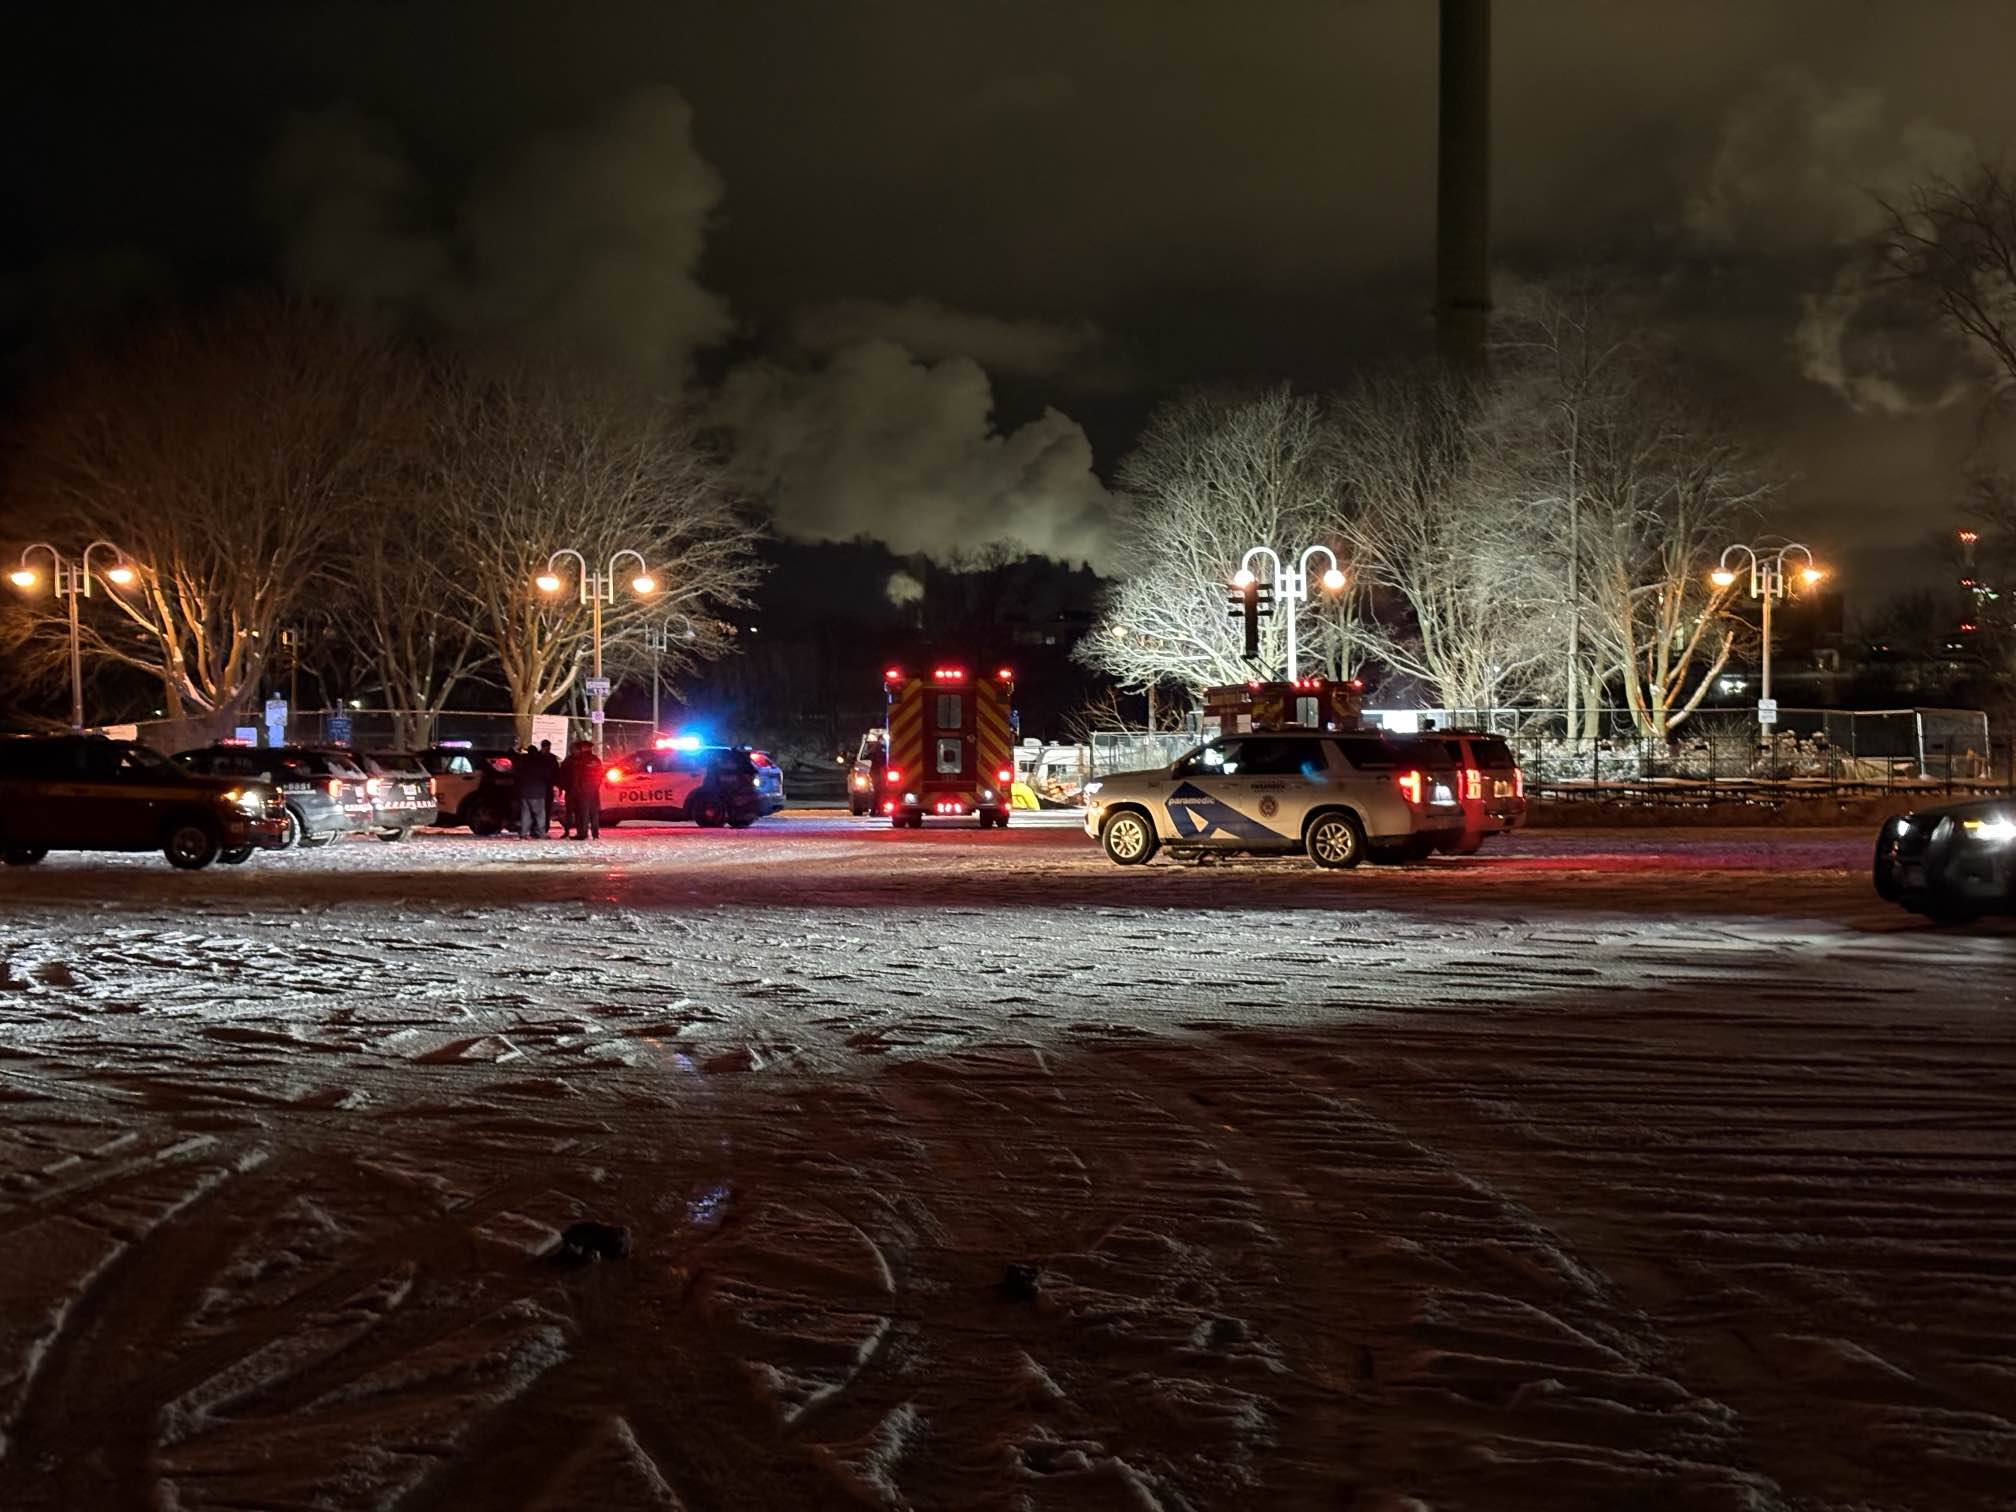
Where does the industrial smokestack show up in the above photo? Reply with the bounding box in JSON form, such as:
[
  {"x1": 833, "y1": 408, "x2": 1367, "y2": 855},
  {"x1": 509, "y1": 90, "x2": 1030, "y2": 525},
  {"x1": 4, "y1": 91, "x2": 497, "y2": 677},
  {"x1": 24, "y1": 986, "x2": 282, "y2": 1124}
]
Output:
[{"x1": 1435, "y1": 0, "x2": 1491, "y2": 373}]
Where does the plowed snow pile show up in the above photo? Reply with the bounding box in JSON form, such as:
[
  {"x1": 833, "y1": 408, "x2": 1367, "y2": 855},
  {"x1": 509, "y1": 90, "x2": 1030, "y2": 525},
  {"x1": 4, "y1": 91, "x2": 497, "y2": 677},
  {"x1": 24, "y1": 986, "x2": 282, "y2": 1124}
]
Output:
[{"x1": 0, "y1": 819, "x2": 2010, "y2": 1510}]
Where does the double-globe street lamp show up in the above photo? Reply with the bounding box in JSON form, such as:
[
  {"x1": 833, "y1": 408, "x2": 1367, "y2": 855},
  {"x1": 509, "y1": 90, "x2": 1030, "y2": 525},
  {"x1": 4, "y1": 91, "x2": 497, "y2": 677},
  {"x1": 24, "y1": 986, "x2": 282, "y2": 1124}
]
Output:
[
  {"x1": 1711, "y1": 540, "x2": 1824, "y2": 737},
  {"x1": 643, "y1": 612, "x2": 700, "y2": 734},
  {"x1": 536, "y1": 549, "x2": 658, "y2": 754},
  {"x1": 9, "y1": 540, "x2": 141, "y2": 731},
  {"x1": 1233, "y1": 544, "x2": 1347, "y2": 681}
]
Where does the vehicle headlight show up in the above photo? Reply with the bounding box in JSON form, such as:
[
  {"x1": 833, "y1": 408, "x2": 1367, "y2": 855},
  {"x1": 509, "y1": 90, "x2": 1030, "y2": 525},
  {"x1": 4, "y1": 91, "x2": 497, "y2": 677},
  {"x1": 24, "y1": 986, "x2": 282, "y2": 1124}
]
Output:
[
  {"x1": 1084, "y1": 781, "x2": 1102, "y2": 797},
  {"x1": 1962, "y1": 815, "x2": 2016, "y2": 844},
  {"x1": 222, "y1": 787, "x2": 264, "y2": 813}
]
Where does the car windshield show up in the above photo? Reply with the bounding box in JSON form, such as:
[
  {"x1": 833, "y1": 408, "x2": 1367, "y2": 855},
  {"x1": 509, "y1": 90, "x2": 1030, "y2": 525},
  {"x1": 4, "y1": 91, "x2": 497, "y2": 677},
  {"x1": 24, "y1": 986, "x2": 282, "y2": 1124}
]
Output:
[{"x1": 115, "y1": 744, "x2": 174, "y2": 776}]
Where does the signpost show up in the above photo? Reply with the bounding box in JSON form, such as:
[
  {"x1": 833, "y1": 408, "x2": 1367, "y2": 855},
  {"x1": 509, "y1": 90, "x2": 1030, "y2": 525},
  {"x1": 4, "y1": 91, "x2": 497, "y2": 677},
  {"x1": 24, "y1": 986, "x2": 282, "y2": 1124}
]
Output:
[
  {"x1": 1757, "y1": 697, "x2": 1779, "y2": 727},
  {"x1": 585, "y1": 677, "x2": 612, "y2": 698},
  {"x1": 326, "y1": 713, "x2": 353, "y2": 746},
  {"x1": 263, "y1": 698, "x2": 288, "y2": 747}
]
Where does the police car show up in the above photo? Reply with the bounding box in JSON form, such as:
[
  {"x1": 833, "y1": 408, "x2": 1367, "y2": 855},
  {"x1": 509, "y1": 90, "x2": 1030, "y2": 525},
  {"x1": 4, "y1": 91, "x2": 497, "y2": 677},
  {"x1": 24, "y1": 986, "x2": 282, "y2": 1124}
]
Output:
[
  {"x1": 601, "y1": 739, "x2": 785, "y2": 828},
  {"x1": 1874, "y1": 799, "x2": 2016, "y2": 923},
  {"x1": 1083, "y1": 730, "x2": 1464, "y2": 868}
]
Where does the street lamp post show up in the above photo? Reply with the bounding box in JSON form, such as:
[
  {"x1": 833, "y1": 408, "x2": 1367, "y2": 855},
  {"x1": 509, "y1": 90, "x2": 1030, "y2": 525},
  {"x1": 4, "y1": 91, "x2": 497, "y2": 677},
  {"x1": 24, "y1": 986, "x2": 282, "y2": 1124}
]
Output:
[
  {"x1": 1233, "y1": 544, "x2": 1347, "y2": 681},
  {"x1": 9, "y1": 540, "x2": 140, "y2": 731},
  {"x1": 1712, "y1": 541, "x2": 1824, "y2": 739},
  {"x1": 643, "y1": 613, "x2": 699, "y2": 734},
  {"x1": 536, "y1": 548, "x2": 658, "y2": 754}
]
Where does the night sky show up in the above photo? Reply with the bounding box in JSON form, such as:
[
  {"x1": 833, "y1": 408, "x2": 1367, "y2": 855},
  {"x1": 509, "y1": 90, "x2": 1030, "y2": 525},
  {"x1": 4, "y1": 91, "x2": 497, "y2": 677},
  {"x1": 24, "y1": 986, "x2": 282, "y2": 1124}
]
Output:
[{"x1": 8, "y1": 0, "x2": 2016, "y2": 598}]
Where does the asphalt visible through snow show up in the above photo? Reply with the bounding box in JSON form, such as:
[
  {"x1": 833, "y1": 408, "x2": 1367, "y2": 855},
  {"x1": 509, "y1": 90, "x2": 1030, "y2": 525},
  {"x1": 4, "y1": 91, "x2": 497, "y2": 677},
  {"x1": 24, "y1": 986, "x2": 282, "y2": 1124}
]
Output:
[{"x1": 0, "y1": 817, "x2": 2011, "y2": 1511}]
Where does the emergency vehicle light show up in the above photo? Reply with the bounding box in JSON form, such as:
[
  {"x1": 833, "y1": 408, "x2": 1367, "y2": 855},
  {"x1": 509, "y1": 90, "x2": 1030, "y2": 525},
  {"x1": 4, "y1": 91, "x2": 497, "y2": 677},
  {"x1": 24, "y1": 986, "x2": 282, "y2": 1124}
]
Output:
[
  {"x1": 996, "y1": 666, "x2": 1013, "y2": 681},
  {"x1": 883, "y1": 766, "x2": 902, "y2": 785},
  {"x1": 606, "y1": 766, "x2": 626, "y2": 783},
  {"x1": 365, "y1": 777, "x2": 383, "y2": 797},
  {"x1": 932, "y1": 666, "x2": 966, "y2": 681},
  {"x1": 997, "y1": 767, "x2": 1013, "y2": 784},
  {"x1": 1463, "y1": 768, "x2": 1482, "y2": 801},
  {"x1": 883, "y1": 666, "x2": 902, "y2": 682},
  {"x1": 1396, "y1": 770, "x2": 1425, "y2": 806},
  {"x1": 323, "y1": 778, "x2": 342, "y2": 798}
]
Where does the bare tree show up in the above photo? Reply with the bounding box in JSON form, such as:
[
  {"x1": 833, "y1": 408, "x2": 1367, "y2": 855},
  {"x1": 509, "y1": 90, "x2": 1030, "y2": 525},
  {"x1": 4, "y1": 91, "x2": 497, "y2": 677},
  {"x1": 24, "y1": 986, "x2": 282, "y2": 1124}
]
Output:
[
  {"x1": 1878, "y1": 163, "x2": 2016, "y2": 397},
  {"x1": 1330, "y1": 367, "x2": 1559, "y2": 712},
  {"x1": 431, "y1": 357, "x2": 760, "y2": 740},
  {"x1": 1573, "y1": 394, "x2": 1768, "y2": 736},
  {"x1": 3, "y1": 296, "x2": 410, "y2": 723},
  {"x1": 1076, "y1": 386, "x2": 1342, "y2": 692}
]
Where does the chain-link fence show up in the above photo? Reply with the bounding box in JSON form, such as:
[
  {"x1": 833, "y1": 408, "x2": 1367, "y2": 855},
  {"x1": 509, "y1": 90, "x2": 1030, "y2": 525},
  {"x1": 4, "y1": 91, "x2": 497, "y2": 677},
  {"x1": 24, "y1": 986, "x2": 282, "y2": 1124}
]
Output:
[{"x1": 123, "y1": 707, "x2": 659, "y2": 757}]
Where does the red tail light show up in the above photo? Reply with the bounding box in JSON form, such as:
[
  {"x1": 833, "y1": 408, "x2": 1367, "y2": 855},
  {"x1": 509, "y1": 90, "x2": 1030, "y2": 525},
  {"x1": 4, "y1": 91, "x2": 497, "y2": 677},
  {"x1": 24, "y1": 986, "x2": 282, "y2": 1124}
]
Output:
[
  {"x1": 1463, "y1": 767, "x2": 1482, "y2": 801},
  {"x1": 1513, "y1": 768, "x2": 1525, "y2": 798},
  {"x1": 605, "y1": 766, "x2": 625, "y2": 783},
  {"x1": 883, "y1": 766, "x2": 902, "y2": 785},
  {"x1": 1396, "y1": 770, "x2": 1424, "y2": 806},
  {"x1": 365, "y1": 777, "x2": 383, "y2": 797},
  {"x1": 884, "y1": 666, "x2": 902, "y2": 682},
  {"x1": 324, "y1": 777, "x2": 341, "y2": 798},
  {"x1": 996, "y1": 767, "x2": 1013, "y2": 784},
  {"x1": 427, "y1": 776, "x2": 438, "y2": 798},
  {"x1": 881, "y1": 800, "x2": 896, "y2": 814},
  {"x1": 932, "y1": 666, "x2": 966, "y2": 681}
]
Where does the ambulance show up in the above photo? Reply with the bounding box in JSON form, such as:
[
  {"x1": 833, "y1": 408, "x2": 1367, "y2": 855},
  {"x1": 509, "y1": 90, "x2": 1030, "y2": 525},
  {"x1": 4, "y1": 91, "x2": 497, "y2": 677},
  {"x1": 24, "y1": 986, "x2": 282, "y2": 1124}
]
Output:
[{"x1": 877, "y1": 662, "x2": 1016, "y2": 828}]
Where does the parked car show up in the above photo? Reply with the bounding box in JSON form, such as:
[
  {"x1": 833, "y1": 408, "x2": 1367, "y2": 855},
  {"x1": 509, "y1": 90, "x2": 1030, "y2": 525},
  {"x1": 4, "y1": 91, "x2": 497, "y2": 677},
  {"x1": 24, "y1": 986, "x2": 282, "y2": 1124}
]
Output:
[
  {"x1": 599, "y1": 742, "x2": 786, "y2": 828},
  {"x1": 0, "y1": 735, "x2": 288, "y2": 869},
  {"x1": 357, "y1": 751, "x2": 440, "y2": 839},
  {"x1": 175, "y1": 744, "x2": 374, "y2": 849},
  {"x1": 1874, "y1": 799, "x2": 2016, "y2": 922},
  {"x1": 1083, "y1": 730, "x2": 1464, "y2": 868},
  {"x1": 1418, "y1": 730, "x2": 1527, "y2": 853},
  {"x1": 415, "y1": 747, "x2": 520, "y2": 835}
]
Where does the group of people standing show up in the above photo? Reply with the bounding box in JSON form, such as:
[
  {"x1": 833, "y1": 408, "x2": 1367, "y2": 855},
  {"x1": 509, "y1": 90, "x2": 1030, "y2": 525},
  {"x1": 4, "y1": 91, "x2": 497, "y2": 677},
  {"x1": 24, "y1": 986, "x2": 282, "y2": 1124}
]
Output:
[{"x1": 513, "y1": 738, "x2": 604, "y2": 840}]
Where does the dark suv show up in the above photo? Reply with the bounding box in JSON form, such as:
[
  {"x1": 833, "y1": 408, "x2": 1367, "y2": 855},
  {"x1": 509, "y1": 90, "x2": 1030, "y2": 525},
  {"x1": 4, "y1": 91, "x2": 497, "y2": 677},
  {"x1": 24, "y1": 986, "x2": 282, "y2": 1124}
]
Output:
[
  {"x1": 357, "y1": 751, "x2": 439, "y2": 840},
  {"x1": 0, "y1": 735, "x2": 289, "y2": 869},
  {"x1": 176, "y1": 744, "x2": 374, "y2": 849},
  {"x1": 1419, "y1": 730, "x2": 1527, "y2": 853}
]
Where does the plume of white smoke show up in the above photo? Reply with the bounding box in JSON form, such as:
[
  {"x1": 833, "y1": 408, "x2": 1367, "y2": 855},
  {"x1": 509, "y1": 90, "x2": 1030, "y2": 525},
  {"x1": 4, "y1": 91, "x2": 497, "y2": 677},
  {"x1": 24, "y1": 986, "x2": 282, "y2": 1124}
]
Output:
[
  {"x1": 1689, "y1": 68, "x2": 1984, "y2": 414},
  {"x1": 884, "y1": 570, "x2": 925, "y2": 607},
  {"x1": 713, "y1": 338, "x2": 1116, "y2": 570},
  {"x1": 791, "y1": 298, "x2": 1102, "y2": 380},
  {"x1": 1687, "y1": 67, "x2": 1970, "y2": 252},
  {"x1": 265, "y1": 87, "x2": 729, "y2": 384}
]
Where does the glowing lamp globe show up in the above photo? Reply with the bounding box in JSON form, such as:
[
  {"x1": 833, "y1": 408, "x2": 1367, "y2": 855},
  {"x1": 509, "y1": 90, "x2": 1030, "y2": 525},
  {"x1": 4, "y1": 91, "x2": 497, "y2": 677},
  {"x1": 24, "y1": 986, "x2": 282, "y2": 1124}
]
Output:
[
  {"x1": 1232, "y1": 567, "x2": 1256, "y2": 589},
  {"x1": 632, "y1": 574, "x2": 657, "y2": 594},
  {"x1": 8, "y1": 569, "x2": 36, "y2": 589},
  {"x1": 535, "y1": 573, "x2": 563, "y2": 594},
  {"x1": 1320, "y1": 567, "x2": 1347, "y2": 592},
  {"x1": 1710, "y1": 568, "x2": 1738, "y2": 588}
]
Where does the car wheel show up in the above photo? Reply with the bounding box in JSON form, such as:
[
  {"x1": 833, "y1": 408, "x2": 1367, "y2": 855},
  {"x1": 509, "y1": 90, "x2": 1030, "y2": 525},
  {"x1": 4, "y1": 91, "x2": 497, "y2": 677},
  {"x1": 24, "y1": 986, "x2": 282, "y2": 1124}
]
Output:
[
  {"x1": 377, "y1": 827, "x2": 412, "y2": 843},
  {"x1": 1100, "y1": 809, "x2": 1158, "y2": 866},
  {"x1": 218, "y1": 845, "x2": 253, "y2": 865},
  {"x1": 1305, "y1": 811, "x2": 1366, "y2": 870},
  {"x1": 2, "y1": 846, "x2": 49, "y2": 867},
  {"x1": 277, "y1": 806, "x2": 303, "y2": 850},
  {"x1": 164, "y1": 817, "x2": 221, "y2": 870},
  {"x1": 691, "y1": 795, "x2": 726, "y2": 828},
  {"x1": 466, "y1": 802, "x2": 504, "y2": 837}
]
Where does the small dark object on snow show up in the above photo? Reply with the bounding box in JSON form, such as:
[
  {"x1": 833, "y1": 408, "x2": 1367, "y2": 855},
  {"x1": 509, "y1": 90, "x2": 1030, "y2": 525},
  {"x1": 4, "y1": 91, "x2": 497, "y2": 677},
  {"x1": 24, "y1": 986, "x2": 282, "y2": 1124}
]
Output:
[
  {"x1": 552, "y1": 1221, "x2": 632, "y2": 1264},
  {"x1": 1000, "y1": 1262, "x2": 1041, "y2": 1301}
]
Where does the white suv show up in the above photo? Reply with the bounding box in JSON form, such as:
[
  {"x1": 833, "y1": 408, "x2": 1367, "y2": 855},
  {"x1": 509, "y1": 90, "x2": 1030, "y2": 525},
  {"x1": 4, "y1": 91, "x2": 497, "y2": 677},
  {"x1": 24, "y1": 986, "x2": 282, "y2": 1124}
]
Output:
[{"x1": 1083, "y1": 731, "x2": 1462, "y2": 868}]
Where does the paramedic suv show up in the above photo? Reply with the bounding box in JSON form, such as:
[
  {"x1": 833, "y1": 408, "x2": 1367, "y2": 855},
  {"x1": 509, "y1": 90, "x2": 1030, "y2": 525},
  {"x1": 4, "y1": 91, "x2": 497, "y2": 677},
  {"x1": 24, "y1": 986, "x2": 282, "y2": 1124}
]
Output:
[{"x1": 1083, "y1": 730, "x2": 1464, "y2": 868}]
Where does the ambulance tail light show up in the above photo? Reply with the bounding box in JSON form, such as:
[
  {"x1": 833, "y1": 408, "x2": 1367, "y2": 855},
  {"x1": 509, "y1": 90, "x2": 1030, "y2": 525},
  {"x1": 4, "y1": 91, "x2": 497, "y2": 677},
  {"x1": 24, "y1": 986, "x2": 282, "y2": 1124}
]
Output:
[
  {"x1": 995, "y1": 666, "x2": 1013, "y2": 681},
  {"x1": 1396, "y1": 770, "x2": 1425, "y2": 806},
  {"x1": 1463, "y1": 767, "x2": 1482, "y2": 801},
  {"x1": 932, "y1": 666, "x2": 966, "y2": 682},
  {"x1": 883, "y1": 666, "x2": 902, "y2": 683},
  {"x1": 996, "y1": 767, "x2": 1013, "y2": 785},
  {"x1": 883, "y1": 766, "x2": 902, "y2": 786}
]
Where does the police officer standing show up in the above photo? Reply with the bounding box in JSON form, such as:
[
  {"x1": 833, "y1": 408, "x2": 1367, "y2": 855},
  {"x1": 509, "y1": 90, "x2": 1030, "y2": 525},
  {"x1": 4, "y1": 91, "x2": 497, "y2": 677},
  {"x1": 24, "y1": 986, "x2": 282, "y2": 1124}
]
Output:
[
  {"x1": 515, "y1": 743, "x2": 552, "y2": 838},
  {"x1": 560, "y1": 740, "x2": 602, "y2": 840}
]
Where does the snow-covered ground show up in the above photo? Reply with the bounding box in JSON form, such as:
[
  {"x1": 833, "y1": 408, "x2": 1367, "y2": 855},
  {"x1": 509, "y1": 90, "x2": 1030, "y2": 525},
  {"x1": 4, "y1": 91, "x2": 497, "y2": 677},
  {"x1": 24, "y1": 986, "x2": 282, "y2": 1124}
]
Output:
[{"x1": 0, "y1": 817, "x2": 2011, "y2": 1511}]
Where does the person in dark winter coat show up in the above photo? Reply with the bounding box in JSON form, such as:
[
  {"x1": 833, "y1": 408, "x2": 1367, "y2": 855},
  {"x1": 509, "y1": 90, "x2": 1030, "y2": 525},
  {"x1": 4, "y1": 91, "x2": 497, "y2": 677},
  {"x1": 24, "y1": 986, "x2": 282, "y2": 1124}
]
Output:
[
  {"x1": 515, "y1": 744, "x2": 553, "y2": 838},
  {"x1": 560, "y1": 741, "x2": 603, "y2": 839}
]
